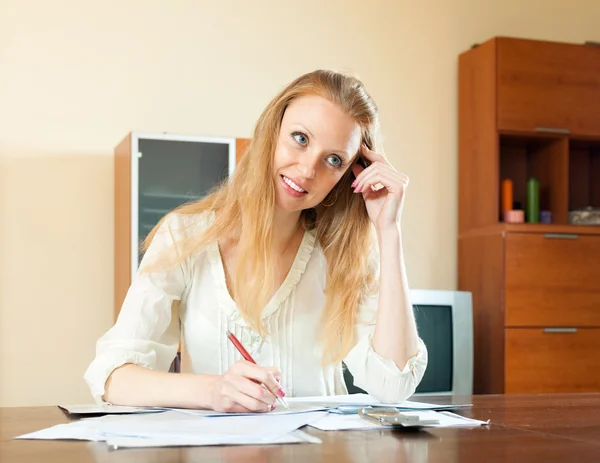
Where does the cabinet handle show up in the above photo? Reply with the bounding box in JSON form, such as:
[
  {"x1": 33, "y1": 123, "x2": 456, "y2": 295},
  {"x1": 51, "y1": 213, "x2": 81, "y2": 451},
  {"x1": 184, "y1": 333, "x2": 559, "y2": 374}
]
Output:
[
  {"x1": 543, "y1": 233, "x2": 578, "y2": 239},
  {"x1": 535, "y1": 127, "x2": 570, "y2": 134},
  {"x1": 543, "y1": 328, "x2": 578, "y2": 333}
]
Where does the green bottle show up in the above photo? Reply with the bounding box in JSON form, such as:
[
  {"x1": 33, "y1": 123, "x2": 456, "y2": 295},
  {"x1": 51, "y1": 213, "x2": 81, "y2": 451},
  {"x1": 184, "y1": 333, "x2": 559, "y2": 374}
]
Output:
[{"x1": 526, "y1": 178, "x2": 539, "y2": 223}]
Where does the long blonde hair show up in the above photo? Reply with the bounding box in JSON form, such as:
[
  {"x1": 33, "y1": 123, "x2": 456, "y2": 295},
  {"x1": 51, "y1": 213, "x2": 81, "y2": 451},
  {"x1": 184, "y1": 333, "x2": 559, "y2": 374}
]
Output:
[{"x1": 142, "y1": 69, "x2": 382, "y2": 365}]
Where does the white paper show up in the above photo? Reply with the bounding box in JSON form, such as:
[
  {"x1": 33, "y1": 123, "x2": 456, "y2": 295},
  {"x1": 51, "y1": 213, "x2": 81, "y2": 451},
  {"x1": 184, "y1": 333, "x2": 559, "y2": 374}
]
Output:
[
  {"x1": 435, "y1": 411, "x2": 491, "y2": 427},
  {"x1": 164, "y1": 401, "x2": 328, "y2": 417},
  {"x1": 395, "y1": 400, "x2": 472, "y2": 411},
  {"x1": 15, "y1": 420, "x2": 106, "y2": 441},
  {"x1": 286, "y1": 393, "x2": 471, "y2": 411},
  {"x1": 163, "y1": 394, "x2": 470, "y2": 417},
  {"x1": 310, "y1": 410, "x2": 489, "y2": 431},
  {"x1": 286, "y1": 393, "x2": 381, "y2": 405},
  {"x1": 94, "y1": 410, "x2": 327, "y2": 439},
  {"x1": 105, "y1": 429, "x2": 322, "y2": 448},
  {"x1": 59, "y1": 395, "x2": 469, "y2": 417},
  {"x1": 15, "y1": 410, "x2": 328, "y2": 448},
  {"x1": 58, "y1": 404, "x2": 162, "y2": 415},
  {"x1": 309, "y1": 413, "x2": 390, "y2": 431}
]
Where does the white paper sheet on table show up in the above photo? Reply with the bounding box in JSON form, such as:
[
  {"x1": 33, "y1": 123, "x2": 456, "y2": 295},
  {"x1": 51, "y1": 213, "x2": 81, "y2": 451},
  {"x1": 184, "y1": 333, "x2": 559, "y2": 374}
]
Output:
[
  {"x1": 105, "y1": 429, "x2": 322, "y2": 448},
  {"x1": 15, "y1": 410, "x2": 328, "y2": 448},
  {"x1": 310, "y1": 410, "x2": 489, "y2": 431},
  {"x1": 58, "y1": 404, "x2": 165, "y2": 415},
  {"x1": 165, "y1": 401, "x2": 328, "y2": 417},
  {"x1": 164, "y1": 394, "x2": 470, "y2": 417},
  {"x1": 14, "y1": 420, "x2": 107, "y2": 441},
  {"x1": 285, "y1": 394, "x2": 471, "y2": 412},
  {"x1": 19, "y1": 395, "x2": 479, "y2": 449},
  {"x1": 58, "y1": 394, "x2": 469, "y2": 418}
]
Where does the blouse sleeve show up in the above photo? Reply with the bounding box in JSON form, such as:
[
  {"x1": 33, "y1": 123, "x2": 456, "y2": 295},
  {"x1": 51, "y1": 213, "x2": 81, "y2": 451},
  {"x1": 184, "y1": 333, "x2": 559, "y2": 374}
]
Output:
[
  {"x1": 83, "y1": 213, "x2": 192, "y2": 404},
  {"x1": 342, "y1": 240, "x2": 428, "y2": 404}
]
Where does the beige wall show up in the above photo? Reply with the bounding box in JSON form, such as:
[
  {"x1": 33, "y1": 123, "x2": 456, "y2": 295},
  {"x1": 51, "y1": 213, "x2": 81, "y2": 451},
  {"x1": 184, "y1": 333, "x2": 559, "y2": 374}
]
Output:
[{"x1": 1, "y1": 0, "x2": 599, "y2": 406}]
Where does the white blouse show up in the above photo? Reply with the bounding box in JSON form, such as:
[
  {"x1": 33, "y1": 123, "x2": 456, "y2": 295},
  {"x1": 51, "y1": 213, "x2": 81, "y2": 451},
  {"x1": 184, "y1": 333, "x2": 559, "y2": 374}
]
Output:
[{"x1": 84, "y1": 212, "x2": 428, "y2": 405}]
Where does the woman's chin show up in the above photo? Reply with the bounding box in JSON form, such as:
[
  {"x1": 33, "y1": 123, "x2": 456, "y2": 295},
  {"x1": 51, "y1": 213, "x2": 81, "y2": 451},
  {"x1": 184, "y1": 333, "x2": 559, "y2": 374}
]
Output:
[{"x1": 275, "y1": 196, "x2": 310, "y2": 214}]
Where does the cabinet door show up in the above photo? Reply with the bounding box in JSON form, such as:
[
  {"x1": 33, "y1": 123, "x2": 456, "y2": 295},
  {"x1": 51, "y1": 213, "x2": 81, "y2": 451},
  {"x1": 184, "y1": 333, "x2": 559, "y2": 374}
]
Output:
[
  {"x1": 136, "y1": 137, "x2": 233, "y2": 259},
  {"x1": 505, "y1": 328, "x2": 600, "y2": 393},
  {"x1": 505, "y1": 232, "x2": 600, "y2": 327},
  {"x1": 497, "y1": 38, "x2": 600, "y2": 136},
  {"x1": 115, "y1": 133, "x2": 249, "y2": 321}
]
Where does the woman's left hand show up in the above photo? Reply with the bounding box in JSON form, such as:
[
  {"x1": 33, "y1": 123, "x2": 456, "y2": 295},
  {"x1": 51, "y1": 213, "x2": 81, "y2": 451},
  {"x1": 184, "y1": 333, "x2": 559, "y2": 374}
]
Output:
[{"x1": 351, "y1": 143, "x2": 408, "y2": 232}]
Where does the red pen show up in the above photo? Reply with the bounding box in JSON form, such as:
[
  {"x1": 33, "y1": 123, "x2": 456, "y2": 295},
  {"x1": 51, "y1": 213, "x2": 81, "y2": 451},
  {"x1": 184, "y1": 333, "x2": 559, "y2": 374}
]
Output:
[{"x1": 226, "y1": 330, "x2": 289, "y2": 409}]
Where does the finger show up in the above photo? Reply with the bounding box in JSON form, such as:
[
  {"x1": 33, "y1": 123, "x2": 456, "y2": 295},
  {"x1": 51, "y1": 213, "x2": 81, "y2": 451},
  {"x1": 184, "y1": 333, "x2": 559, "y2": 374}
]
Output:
[
  {"x1": 235, "y1": 376, "x2": 276, "y2": 407},
  {"x1": 352, "y1": 159, "x2": 400, "y2": 189},
  {"x1": 267, "y1": 366, "x2": 281, "y2": 379},
  {"x1": 214, "y1": 386, "x2": 256, "y2": 413},
  {"x1": 352, "y1": 160, "x2": 384, "y2": 188},
  {"x1": 221, "y1": 399, "x2": 255, "y2": 414},
  {"x1": 234, "y1": 361, "x2": 283, "y2": 399},
  {"x1": 223, "y1": 382, "x2": 271, "y2": 413},
  {"x1": 358, "y1": 170, "x2": 406, "y2": 195},
  {"x1": 229, "y1": 404, "x2": 255, "y2": 413},
  {"x1": 353, "y1": 166, "x2": 381, "y2": 193},
  {"x1": 267, "y1": 367, "x2": 282, "y2": 385},
  {"x1": 355, "y1": 165, "x2": 395, "y2": 193},
  {"x1": 355, "y1": 165, "x2": 408, "y2": 193},
  {"x1": 360, "y1": 143, "x2": 387, "y2": 164},
  {"x1": 226, "y1": 379, "x2": 273, "y2": 412}
]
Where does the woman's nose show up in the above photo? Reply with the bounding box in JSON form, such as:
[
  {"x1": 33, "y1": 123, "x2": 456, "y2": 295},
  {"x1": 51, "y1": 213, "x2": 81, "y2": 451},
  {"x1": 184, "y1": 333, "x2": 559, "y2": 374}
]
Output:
[{"x1": 296, "y1": 154, "x2": 318, "y2": 179}]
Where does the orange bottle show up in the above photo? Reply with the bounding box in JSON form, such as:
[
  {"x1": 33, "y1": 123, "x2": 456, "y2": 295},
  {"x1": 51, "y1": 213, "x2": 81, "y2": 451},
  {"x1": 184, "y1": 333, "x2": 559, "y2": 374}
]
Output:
[{"x1": 502, "y1": 179, "x2": 513, "y2": 218}]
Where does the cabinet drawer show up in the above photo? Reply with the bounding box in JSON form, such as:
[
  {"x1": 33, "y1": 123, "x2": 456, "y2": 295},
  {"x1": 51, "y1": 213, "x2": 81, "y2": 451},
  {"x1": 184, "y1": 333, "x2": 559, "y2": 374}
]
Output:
[
  {"x1": 505, "y1": 328, "x2": 600, "y2": 393},
  {"x1": 505, "y1": 232, "x2": 600, "y2": 326},
  {"x1": 497, "y1": 38, "x2": 600, "y2": 136}
]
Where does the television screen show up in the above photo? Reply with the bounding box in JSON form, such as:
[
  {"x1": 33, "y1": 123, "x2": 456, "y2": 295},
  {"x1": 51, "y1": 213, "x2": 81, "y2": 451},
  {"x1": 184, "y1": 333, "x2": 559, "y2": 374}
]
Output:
[
  {"x1": 413, "y1": 304, "x2": 453, "y2": 393},
  {"x1": 343, "y1": 303, "x2": 455, "y2": 395}
]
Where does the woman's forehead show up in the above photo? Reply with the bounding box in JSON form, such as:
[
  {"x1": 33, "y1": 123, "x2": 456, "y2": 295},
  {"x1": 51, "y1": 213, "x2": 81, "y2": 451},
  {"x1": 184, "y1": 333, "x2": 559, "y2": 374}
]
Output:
[{"x1": 282, "y1": 95, "x2": 361, "y2": 155}]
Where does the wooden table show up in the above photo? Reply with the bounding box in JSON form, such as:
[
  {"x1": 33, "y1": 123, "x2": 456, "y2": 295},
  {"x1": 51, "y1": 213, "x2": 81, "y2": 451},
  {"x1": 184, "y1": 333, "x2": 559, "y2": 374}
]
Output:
[{"x1": 2, "y1": 393, "x2": 599, "y2": 462}]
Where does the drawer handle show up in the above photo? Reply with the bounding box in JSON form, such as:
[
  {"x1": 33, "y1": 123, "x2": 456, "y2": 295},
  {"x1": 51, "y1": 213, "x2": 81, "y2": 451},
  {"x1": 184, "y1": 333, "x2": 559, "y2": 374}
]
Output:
[
  {"x1": 543, "y1": 233, "x2": 578, "y2": 239},
  {"x1": 543, "y1": 328, "x2": 578, "y2": 333},
  {"x1": 535, "y1": 127, "x2": 570, "y2": 134}
]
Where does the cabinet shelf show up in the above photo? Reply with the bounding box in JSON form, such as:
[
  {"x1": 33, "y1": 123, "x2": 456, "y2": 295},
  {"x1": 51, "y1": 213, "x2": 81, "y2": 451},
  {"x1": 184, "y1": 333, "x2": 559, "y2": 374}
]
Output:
[
  {"x1": 569, "y1": 138, "x2": 600, "y2": 212},
  {"x1": 499, "y1": 133, "x2": 568, "y2": 224},
  {"x1": 459, "y1": 222, "x2": 600, "y2": 238},
  {"x1": 495, "y1": 134, "x2": 600, "y2": 227}
]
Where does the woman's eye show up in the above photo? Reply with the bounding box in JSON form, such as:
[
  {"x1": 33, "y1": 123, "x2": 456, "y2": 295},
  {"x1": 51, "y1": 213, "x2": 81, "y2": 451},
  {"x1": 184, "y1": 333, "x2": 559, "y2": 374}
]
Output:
[
  {"x1": 292, "y1": 132, "x2": 308, "y2": 146},
  {"x1": 327, "y1": 155, "x2": 343, "y2": 168}
]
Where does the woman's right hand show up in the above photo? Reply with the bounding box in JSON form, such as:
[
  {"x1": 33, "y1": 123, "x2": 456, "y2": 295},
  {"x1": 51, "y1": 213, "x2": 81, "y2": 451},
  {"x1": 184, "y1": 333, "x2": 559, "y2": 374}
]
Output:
[{"x1": 209, "y1": 360, "x2": 283, "y2": 413}]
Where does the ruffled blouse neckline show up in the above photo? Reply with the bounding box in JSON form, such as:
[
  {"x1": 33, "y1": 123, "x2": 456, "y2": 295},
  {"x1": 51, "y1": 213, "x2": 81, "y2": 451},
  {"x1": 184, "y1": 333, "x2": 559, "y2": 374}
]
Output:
[{"x1": 207, "y1": 229, "x2": 316, "y2": 326}]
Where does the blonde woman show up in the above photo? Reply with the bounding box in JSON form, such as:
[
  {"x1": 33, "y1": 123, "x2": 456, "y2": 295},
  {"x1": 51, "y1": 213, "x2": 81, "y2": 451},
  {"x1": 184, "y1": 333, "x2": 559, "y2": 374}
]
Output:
[{"x1": 84, "y1": 70, "x2": 427, "y2": 413}]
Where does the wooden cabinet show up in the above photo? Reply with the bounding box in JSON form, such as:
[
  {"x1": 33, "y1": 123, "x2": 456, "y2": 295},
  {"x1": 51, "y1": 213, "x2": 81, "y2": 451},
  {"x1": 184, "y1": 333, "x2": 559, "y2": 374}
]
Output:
[
  {"x1": 505, "y1": 233, "x2": 600, "y2": 327},
  {"x1": 505, "y1": 328, "x2": 600, "y2": 393},
  {"x1": 458, "y1": 37, "x2": 600, "y2": 394},
  {"x1": 497, "y1": 38, "x2": 600, "y2": 136}
]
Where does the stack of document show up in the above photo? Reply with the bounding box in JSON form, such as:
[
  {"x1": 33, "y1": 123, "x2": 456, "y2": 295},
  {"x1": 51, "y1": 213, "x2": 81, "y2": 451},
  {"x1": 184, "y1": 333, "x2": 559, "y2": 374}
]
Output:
[
  {"x1": 15, "y1": 394, "x2": 485, "y2": 449},
  {"x1": 16, "y1": 410, "x2": 329, "y2": 448}
]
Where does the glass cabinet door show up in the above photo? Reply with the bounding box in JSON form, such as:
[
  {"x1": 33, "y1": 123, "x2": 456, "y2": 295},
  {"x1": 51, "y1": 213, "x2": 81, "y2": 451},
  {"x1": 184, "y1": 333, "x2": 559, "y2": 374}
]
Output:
[{"x1": 136, "y1": 136, "x2": 233, "y2": 264}]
